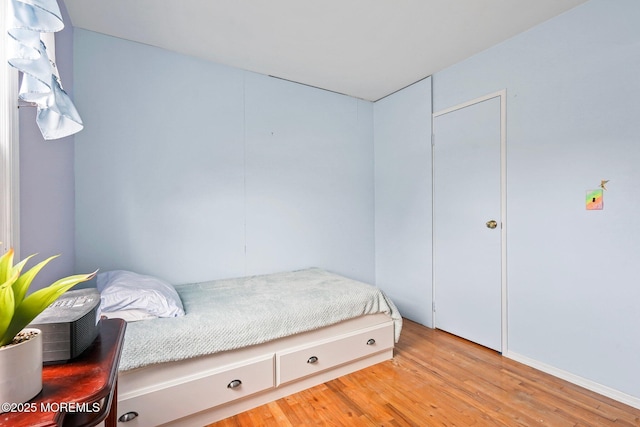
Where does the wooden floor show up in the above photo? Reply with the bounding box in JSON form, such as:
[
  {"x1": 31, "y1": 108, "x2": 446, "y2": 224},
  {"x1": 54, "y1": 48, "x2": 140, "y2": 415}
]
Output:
[{"x1": 209, "y1": 319, "x2": 640, "y2": 426}]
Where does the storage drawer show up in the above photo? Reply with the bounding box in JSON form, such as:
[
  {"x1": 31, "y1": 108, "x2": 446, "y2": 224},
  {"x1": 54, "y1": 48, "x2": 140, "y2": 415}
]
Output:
[
  {"x1": 276, "y1": 322, "x2": 393, "y2": 386},
  {"x1": 117, "y1": 354, "x2": 274, "y2": 427}
]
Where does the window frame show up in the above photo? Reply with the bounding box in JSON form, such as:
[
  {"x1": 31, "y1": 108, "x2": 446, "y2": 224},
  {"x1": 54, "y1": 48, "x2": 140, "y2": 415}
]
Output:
[{"x1": 1, "y1": 0, "x2": 20, "y2": 254}]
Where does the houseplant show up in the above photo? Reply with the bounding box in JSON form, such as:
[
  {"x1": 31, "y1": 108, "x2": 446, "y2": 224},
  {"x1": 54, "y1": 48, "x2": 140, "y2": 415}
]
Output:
[{"x1": 0, "y1": 246, "x2": 96, "y2": 405}]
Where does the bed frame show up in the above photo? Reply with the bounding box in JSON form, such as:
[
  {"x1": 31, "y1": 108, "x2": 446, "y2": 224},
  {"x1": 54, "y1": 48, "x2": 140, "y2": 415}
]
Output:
[{"x1": 114, "y1": 313, "x2": 396, "y2": 426}]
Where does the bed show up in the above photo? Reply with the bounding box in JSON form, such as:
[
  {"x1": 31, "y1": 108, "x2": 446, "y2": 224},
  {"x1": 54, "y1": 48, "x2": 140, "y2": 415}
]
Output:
[{"x1": 100, "y1": 268, "x2": 402, "y2": 427}]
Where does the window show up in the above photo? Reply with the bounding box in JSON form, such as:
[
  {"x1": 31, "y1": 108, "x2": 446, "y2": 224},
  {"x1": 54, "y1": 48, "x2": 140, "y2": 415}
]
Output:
[{"x1": 1, "y1": 0, "x2": 20, "y2": 254}]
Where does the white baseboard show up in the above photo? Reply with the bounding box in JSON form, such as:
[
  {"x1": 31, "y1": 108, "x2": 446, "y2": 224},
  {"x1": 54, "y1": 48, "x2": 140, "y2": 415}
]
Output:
[{"x1": 505, "y1": 351, "x2": 640, "y2": 410}]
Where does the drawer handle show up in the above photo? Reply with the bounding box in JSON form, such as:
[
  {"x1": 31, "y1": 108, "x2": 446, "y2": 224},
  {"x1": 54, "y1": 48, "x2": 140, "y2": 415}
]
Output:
[
  {"x1": 227, "y1": 379, "x2": 242, "y2": 389},
  {"x1": 366, "y1": 338, "x2": 376, "y2": 346},
  {"x1": 118, "y1": 411, "x2": 139, "y2": 422},
  {"x1": 307, "y1": 356, "x2": 319, "y2": 364}
]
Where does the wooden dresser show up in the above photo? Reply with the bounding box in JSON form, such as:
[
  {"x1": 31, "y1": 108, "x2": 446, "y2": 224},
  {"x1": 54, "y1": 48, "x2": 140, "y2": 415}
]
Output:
[{"x1": 0, "y1": 318, "x2": 126, "y2": 427}]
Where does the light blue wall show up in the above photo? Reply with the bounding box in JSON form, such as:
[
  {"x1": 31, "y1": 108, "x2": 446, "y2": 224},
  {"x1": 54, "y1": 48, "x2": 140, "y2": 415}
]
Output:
[
  {"x1": 373, "y1": 78, "x2": 433, "y2": 326},
  {"x1": 244, "y1": 73, "x2": 374, "y2": 281},
  {"x1": 73, "y1": 30, "x2": 245, "y2": 284},
  {"x1": 433, "y1": 0, "x2": 640, "y2": 400},
  {"x1": 19, "y1": 1, "x2": 76, "y2": 290},
  {"x1": 73, "y1": 30, "x2": 375, "y2": 284}
]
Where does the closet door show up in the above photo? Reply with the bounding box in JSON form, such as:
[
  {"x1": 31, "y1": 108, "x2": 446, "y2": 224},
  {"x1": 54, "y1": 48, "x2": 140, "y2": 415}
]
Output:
[{"x1": 433, "y1": 94, "x2": 503, "y2": 352}]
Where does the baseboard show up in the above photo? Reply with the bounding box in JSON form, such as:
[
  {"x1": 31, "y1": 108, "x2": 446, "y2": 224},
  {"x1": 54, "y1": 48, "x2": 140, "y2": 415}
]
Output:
[{"x1": 505, "y1": 351, "x2": 640, "y2": 410}]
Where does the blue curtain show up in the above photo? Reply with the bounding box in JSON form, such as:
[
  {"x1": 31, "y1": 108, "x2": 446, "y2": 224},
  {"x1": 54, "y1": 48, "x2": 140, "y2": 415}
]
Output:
[{"x1": 7, "y1": 0, "x2": 83, "y2": 140}]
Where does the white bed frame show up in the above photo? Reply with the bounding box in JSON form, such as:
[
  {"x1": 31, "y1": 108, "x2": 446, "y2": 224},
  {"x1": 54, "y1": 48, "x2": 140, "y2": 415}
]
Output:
[{"x1": 114, "y1": 313, "x2": 396, "y2": 426}]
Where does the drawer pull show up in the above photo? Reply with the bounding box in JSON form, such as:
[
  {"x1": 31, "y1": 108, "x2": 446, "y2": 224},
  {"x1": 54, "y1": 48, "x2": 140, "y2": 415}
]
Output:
[
  {"x1": 118, "y1": 411, "x2": 139, "y2": 422},
  {"x1": 307, "y1": 356, "x2": 319, "y2": 364},
  {"x1": 227, "y1": 379, "x2": 242, "y2": 389},
  {"x1": 366, "y1": 338, "x2": 376, "y2": 346}
]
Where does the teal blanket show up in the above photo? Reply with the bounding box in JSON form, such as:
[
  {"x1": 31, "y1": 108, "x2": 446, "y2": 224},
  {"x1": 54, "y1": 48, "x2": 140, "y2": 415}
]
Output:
[{"x1": 119, "y1": 268, "x2": 402, "y2": 371}]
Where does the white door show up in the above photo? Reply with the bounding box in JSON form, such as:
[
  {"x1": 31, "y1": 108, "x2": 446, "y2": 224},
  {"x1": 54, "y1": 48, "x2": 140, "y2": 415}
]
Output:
[{"x1": 433, "y1": 93, "x2": 504, "y2": 352}]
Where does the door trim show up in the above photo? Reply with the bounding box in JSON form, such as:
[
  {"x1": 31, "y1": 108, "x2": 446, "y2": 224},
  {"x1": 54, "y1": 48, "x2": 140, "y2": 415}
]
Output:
[{"x1": 431, "y1": 89, "x2": 507, "y2": 353}]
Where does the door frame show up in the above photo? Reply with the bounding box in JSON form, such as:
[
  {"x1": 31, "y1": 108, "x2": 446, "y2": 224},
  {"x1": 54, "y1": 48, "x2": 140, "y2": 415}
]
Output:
[{"x1": 431, "y1": 89, "x2": 507, "y2": 353}]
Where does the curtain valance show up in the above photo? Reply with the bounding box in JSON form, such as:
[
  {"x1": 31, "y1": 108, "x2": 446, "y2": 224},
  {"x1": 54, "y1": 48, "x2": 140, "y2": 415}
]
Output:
[{"x1": 7, "y1": 0, "x2": 83, "y2": 140}]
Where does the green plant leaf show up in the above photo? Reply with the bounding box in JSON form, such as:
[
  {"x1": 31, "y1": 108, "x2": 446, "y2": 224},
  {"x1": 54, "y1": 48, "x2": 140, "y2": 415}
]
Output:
[
  {"x1": 0, "y1": 270, "x2": 97, "y2": 347},
  {"x1": 11, "y1": 254, "x2": 53, "y2": 309},
  {"x1": 0, "y1": 270, "x2": 18, "y2": 346},
  {"x1": 0, "y1": 248, "x2": 15, "y2": 285}
]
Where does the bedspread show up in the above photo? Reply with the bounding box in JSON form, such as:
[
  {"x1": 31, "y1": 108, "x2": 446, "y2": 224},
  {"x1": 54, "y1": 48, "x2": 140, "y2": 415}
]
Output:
[{"x1": 119, "y1": 268, "x2": 402, "y2": 371}]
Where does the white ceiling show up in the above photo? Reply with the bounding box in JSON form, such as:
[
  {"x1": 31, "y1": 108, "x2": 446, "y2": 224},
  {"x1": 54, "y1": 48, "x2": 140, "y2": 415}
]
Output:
[{"x1": 63, "y1": 0, "x2": 588, "y2": 101}]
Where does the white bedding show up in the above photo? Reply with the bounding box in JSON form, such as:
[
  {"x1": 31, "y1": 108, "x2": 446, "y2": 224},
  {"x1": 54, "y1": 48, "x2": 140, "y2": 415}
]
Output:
[{"x1": 119, "y1": 268, "x2": 402, "y2": 371}]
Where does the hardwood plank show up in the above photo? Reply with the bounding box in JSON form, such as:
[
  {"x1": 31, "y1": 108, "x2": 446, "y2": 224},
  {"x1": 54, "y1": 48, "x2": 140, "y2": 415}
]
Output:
[
  {"x1": 208, "y1": 319, "x2": 640, "y2": 426},
  {"x1": 264, "y1": 401, "x2": 294, "y2": 427}
]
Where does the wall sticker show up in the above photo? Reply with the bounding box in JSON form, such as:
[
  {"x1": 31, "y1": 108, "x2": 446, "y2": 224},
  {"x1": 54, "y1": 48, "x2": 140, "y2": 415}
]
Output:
[{"x1": 586, "y1": 189, "x2": 603, "y2": 210}]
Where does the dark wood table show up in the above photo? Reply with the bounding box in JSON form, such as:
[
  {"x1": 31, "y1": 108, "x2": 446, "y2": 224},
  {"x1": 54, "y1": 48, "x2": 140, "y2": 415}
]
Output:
[{"x1": 0, "y1": 318, "x2": 126, "y2": 427}]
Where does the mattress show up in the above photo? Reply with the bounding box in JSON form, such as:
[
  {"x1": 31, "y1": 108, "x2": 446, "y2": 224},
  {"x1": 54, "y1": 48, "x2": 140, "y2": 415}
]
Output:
[{"x1": 119, "y1": 268, "x2": 402, "y2": 371}]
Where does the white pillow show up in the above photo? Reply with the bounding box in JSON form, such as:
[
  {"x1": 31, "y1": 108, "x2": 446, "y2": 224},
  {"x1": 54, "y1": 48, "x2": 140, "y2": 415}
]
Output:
[{"x1": 97, "y1": 270, "x2": 185, "y2": 318}]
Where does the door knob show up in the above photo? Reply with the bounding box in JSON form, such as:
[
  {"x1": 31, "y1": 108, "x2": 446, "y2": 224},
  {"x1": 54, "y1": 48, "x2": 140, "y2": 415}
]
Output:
[{"x1": 486, "y1": 220, "x2": 498, "y2": 229}]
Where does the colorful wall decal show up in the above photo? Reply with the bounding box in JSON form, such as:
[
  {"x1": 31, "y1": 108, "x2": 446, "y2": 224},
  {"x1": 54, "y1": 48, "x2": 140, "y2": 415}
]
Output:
[{"x1": 586, "y1": 189, "x2": 603, "y2": 210}]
